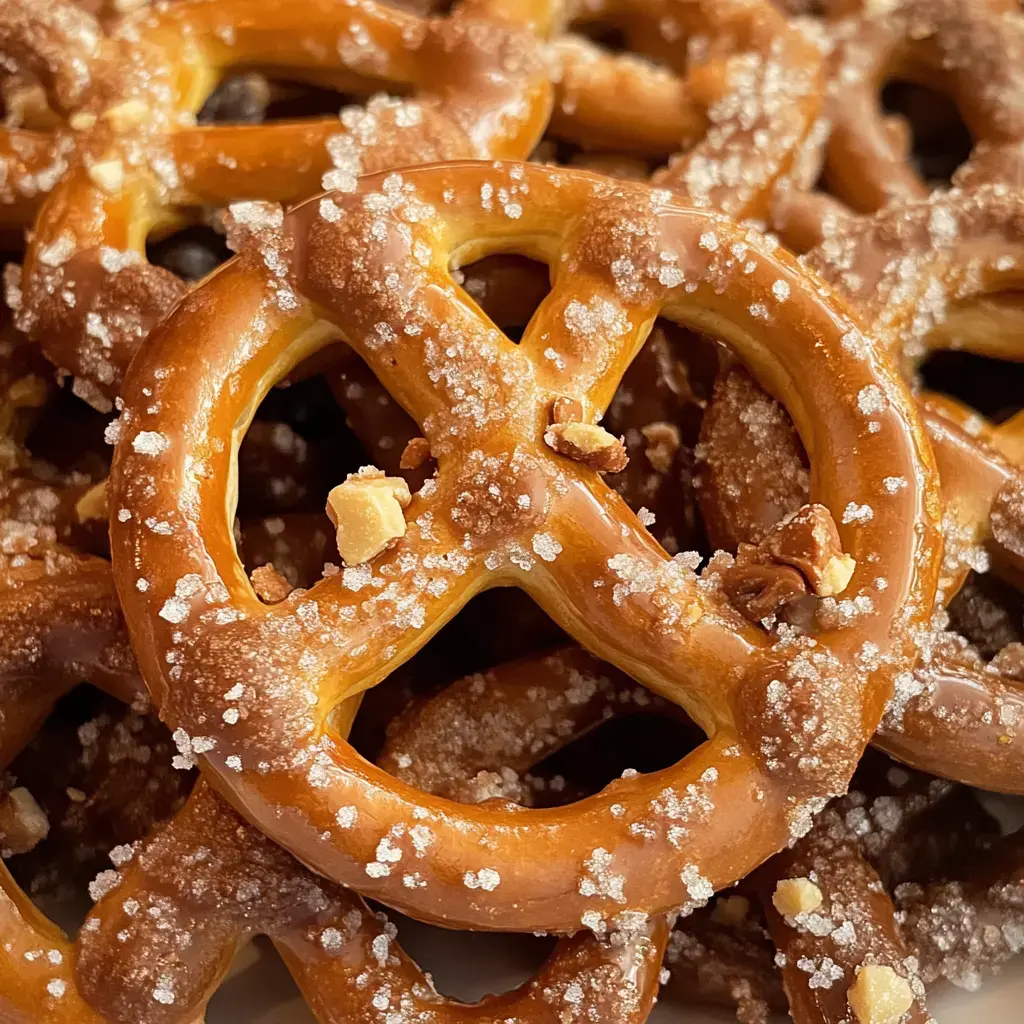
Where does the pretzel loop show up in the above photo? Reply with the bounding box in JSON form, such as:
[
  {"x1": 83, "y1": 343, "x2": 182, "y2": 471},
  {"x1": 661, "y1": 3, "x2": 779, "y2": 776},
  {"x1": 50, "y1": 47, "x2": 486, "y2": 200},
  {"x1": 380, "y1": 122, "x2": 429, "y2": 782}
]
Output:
[{"x1": 110, "y1": 161, "x2": 940, "y2": 933}]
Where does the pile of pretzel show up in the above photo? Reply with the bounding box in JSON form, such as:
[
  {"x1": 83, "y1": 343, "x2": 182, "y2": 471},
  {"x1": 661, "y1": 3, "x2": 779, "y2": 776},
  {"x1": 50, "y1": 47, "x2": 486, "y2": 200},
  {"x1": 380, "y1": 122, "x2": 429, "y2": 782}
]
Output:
[{"x1": 2, "y1": 0, "x2": 1024, "y2": 1022}]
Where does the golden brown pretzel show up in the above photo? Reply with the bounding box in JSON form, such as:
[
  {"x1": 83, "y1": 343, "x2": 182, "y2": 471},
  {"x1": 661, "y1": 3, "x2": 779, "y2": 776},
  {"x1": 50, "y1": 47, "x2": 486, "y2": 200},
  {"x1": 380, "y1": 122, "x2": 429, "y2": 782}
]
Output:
[
  {"x1": 751, "y1": 759, "x2": 1000, "y2": 1024},
  {"x1": 698, "y1": 185, "x2": 1024, "y2": 792},
  {"x1": 0, "y1": 659, "x2": 666, "y2": 1023},
  {"x1": 825, "y1": 0, "x2": 1024, "y2": 210},
  {"x1": 550, "y1": 0, "x2": 827, "y2": 219},
  {"x1": 770, "y1": 0, "x2": 1024, "y2": 248},
  {"x1": 108, "y1": 161, "x2": 939, "y2": 932},
  {"x1": 2, "y1": 0, "x2": 554, "y2": 407}
]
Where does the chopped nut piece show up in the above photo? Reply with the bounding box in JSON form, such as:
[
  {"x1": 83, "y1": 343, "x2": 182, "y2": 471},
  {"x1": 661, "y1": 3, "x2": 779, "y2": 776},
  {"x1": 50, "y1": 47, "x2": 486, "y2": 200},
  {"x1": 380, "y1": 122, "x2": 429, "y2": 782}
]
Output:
[
  {"x1": 101, "y1": 98, "x2": 150, "y2": 130},
  {"x1": 545, "y1": 422, "x2": 628, "y2": 473},
  {"x1": 711, "y1": 894, "x2": 750, "y2": 926},
  {"x1": 772, "y1": 877, "x2": 823, "y2": 917},
  {"x1": 69, "y1": 111, "x2": 98, "y2": 131},
  {"x1": 250, "y1": 563, "x2": 294, "y2": 603},
  {"x1": 641, "y1": 421, "x2": 681, "y2": 474},
  {"x1": 818, "y1": 553, "x2": 856, "y2": 597},
  {"x1": 87, "y1": 158, "x2": 125, "y2": 195},
  {"x1": 722, "y1": 556, "x2": 807, "y2": 623},
  {"x1": 400, "y1": 437, "x2": 433, "y2": 471},
  {"x1": 75, "y1": 479, "x2": 109, "y2": 523},
  {"x1": 0, "y1": 787, "x2": 49, "y2": 854},
  {"x1": 326, "y1": 468, "x2": 412, "y2": 566},
  {"x1": 762, "y1": 504, "x2": 856, "y2": 596},
  {"x1": 550, "y1": 395, "x2": 583, "y2": 425},
  {"x1": 847, "y1": 965, "x2": 914, "y2": 1024}
]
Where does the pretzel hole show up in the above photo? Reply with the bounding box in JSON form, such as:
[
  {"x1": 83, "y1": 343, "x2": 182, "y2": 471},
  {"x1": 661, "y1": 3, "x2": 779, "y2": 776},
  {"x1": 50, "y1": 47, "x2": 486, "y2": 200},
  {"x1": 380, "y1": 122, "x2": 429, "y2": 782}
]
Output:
[
  {"x1": 381, "y1": 906, "x2": 557, "y2": 999},
  {"x1": 573, "y1": 22, "x2": 630, "y2": 55},
  {"x1": 349, "y1": 590, "x2": 567, "y2": 761},
  {"x1": 204, "y1": 937, "x2": 310, "y2": 1020},
  {"x1": 529, "y1": 708, "x2": 703, "y2": 807},
  {"x1": 454, "y1": 255, "x2": 551, "y2": 342},
  {"x1": 880, "y1": 81, "x2": 972, "y2": 187},
  {"x1": 602, "y1": 323, "x2": 718, "y2": 552},
  {"x1": 920, "y1": 349, "x2": 1024, "y2": 423},
  {"x1": 147, "y1": 224, "x2": 232, "y2": 282},
  {"x1": 947, "y1": 574, "x2": 1024, "y2": 663},
  {"x1": 197, "y1": 74, "x2": 368, "y2": 126},
  {"x1": 4, "y1": 685, "x2": 191, "y2": 929},
  {"x1": 234, "y1": 371, "x2": 369, "y2": 589}
]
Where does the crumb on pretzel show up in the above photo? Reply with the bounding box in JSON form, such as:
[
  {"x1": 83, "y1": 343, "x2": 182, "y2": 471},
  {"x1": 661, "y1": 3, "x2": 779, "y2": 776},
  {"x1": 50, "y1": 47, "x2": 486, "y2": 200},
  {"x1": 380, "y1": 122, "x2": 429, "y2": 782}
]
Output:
[
  {"x1": 326, "y1": 467, "x2": 412, "y2": 566},
  {"x1": 544, "y1": 421, "x2": 628, "y2": 473},
  {"x1": 772, "y1": 877, "x2": 823, "y2": 917},
  {"x1": 847, "y1": 964, "x2": 913, "y2": 1024}
]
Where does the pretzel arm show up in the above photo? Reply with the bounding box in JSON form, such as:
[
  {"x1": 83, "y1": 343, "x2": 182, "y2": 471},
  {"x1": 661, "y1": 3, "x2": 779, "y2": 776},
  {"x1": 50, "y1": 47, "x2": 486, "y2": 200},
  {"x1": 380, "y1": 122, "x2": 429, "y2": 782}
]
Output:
[
  {"x1": 169, "y1": 121, "x2": 341, "y2": 207},
  {"x1": 878, "y1": 653, "x2": 1024, "y2": 796},
  {"x1": 0, "y1": 550, "x2": 138, "y2": 699},
  {"x1": 758, "y1": 835, "x2": 931, "y2": 1024},
  {"x1": 18, "y1": 164, "x2": 186, "y2": 409},
  {"x1": 549, "y1": 38, "x2": 705, "y2": 157},
  {"x1": 171, "y1": 0, "x2": 424, "y2": 88}
]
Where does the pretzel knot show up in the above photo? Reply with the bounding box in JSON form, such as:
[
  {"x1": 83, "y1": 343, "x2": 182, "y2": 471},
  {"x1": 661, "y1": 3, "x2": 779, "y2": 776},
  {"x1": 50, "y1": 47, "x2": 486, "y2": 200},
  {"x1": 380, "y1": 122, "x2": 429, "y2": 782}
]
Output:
[
  {"x1": 1, "y1": 0, "x2": 554, "y2": 409},
  {"x1": 109, "y1": 161, "x2": 940, "y2": 934}
]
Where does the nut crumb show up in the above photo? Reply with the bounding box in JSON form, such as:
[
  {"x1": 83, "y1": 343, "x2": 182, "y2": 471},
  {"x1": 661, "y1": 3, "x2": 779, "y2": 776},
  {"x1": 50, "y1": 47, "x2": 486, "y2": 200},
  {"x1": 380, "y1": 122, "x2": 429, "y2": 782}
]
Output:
[
  {"x1": 641, "y1": 421, "x2": 680, "y2": 474},
  {"x1": 773, "y1": 877, "x2": 823, "y2": 917},
  {"x1": 399, "y1": 437, "x2": 432, "y2": 471},
  {"x1": 326, "y1": 468, "x2": 412, "y2": 565},
  {"x1": 250, "y1": 563, "x2": 294, "y2": 603},
  {"x1": 545, "y1": 422, "x2": 628, "y2": 473},
  {"x1": 847, "y1": 965, "x2": 913, "y2": 1024}
]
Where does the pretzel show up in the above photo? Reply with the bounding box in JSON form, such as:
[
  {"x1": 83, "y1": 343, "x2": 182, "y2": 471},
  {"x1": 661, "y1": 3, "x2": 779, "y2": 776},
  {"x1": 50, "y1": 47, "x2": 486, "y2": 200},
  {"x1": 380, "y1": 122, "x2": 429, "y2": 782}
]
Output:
[
  {"x1": 0, "y1": 652, "x2": 668, "y2": 1023},
  {"x1": 896, "y1": 828, "x2": 1024, "y2": 991},
  {"x1": 769, "y1": 0, "x2": 1024, "y2": 249},
  {"x1": 1, "y1": 0, "x2": 555, "y2": 408},
  {"x1": 698, "y1": 185, "x2": 1024, "y2": 793},
  {"x1": 751, "y1": 764, "x2": 985, "y2": 1024},
  {"x1": 549, "y1": 0, "x2": 828, "y2": 219},
  {"x1": 106, "y1": 160, "x2": 940, "y2": 935}
]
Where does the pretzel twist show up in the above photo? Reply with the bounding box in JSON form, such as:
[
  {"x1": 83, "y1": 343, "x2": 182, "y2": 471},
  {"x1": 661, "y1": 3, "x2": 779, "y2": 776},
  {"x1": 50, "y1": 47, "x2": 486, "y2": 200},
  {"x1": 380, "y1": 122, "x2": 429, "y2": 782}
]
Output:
[
  {"x1": 106, "y1": 161, "x2": 940, "y2": 933},
  {"x1": 2, "y1": 0, "x2": 554, "y2": 407}
]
